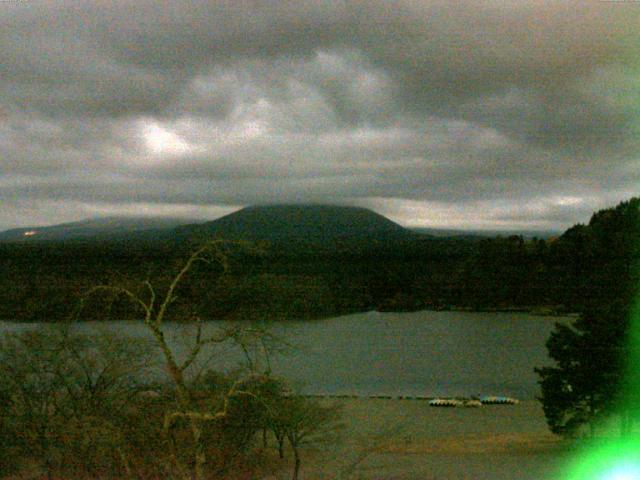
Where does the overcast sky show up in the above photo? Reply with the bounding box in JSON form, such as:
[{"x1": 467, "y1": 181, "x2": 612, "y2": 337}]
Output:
[{"x1": 1, "y1": 0, "x2": 639, "y2": 232}]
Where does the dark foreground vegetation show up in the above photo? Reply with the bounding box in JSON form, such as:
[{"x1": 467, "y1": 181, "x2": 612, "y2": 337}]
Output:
[
  {"x1": 0, "y1": 198, "x2": 638, "y2": 322},
  {"x1": 0, "y1": 327, "x2": 342, "y2": 480}
]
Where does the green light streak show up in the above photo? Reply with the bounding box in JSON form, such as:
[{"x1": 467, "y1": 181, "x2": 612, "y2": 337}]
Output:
[
  {"x1": 563, "y1": 436, "x2": 640, "y2": 480},
  {"x1": 562, "y1": 218, "x2": 640, "y2": 478},
  {"x1": 620, "y1": 300, "x2": 640, "y2": 430}
]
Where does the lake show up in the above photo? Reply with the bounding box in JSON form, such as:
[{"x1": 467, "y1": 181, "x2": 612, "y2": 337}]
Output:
[{"x1": 0, "y1": 310, "x2": 565, "y2": 399}]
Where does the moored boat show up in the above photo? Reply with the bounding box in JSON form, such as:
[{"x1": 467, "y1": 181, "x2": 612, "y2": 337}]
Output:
[
  {"x1": 479, "y1": 395, "x2": 519, "y2": 405},
  {"x1": 428, "y1": 398, "x2": 463, "y2": 407}
]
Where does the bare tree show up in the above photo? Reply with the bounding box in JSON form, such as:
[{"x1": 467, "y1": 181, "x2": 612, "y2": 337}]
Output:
[
  {"x1": 0, "y1": 384, "x2": 14, "y2": 477},
  {"x1": 0, "y1": 327, "x2": 154, "y2": 479},
  {"x1": 0, "y1": 329, "x2": 71, "y2": 479},
  {"x1": 57, "y1": 330, "x2": 156, "y2": 477},
  {"x1": 277, "y1": 397, "x2": 343, "y2": 480},
  {"x1": 82, "y1": 241, "x2": 259, "y2": 480},
  {"x1": 58, "y1": 330, "x2": 154, "y2": 416}
]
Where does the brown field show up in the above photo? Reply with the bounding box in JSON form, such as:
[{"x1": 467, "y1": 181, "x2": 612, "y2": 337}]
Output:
[{"x1": 285, "y1": 399, "x2": 576, "y2": 480}]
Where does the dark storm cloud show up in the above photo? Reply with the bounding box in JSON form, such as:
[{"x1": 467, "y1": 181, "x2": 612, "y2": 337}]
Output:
[{"x1": 1, "y1": 0, "x2": 639, "y2": 230}]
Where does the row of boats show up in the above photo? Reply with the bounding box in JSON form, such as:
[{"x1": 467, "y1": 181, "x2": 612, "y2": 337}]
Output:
[
  {"x1": 295, "y1": 394, "x2": 520, "y2": 405},
  {"x1": 428, "y1": 396, "x2": 519, "y2": 407}
]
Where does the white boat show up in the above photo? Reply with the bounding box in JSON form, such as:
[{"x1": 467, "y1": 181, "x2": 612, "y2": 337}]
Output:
[
  {"x1": 479, "y1": 395, "x2": 519, "y2": 405},
  {"x1": 428, "y1": 398, "x2": 462, "y2": 407}
]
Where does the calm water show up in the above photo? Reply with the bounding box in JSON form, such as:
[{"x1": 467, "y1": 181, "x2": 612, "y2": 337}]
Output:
[{"x1": 0, "y1": 310, "x2": 565, "y2": 398}]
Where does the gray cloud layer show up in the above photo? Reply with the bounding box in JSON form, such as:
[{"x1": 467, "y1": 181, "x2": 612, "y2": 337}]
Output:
[{"x1": 1, "y1": 1, "x2": 639, "y2": 230}]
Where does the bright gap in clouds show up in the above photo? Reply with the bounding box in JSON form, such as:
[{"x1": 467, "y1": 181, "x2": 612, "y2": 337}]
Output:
[{"x1": 139, "y1": 120, "x2": 194, "y2": 156}]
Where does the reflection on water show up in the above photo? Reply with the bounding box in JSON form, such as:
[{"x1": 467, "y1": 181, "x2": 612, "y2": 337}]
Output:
[{"x1": 0, "y1": 310, "x2": 564, "y2": 398}]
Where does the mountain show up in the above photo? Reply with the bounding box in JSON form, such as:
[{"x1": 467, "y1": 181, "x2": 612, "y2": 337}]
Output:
[
  {"x1": 174, "y1": 204, "x2": 414, "y2": 243},
  {"x1": 0, "y1": 205, "x2": 413, "y2": 244},
  {"x1": 0, "y1": 216, "x2": 195, "y2": 242}
]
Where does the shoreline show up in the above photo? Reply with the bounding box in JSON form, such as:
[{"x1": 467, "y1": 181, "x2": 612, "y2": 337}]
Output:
[{"x1": 0, "y1": 308, "x2": 577, "y2": 323}]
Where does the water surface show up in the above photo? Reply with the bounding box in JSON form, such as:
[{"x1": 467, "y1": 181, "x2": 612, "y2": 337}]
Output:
[{"x1": 0, "y1": 310, "x2": 564, "y2": 398}]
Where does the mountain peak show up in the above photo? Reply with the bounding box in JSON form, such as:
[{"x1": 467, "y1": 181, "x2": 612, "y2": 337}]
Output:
[{"x1": 176, "y1": 204, "x2": 412, "y2": 243}]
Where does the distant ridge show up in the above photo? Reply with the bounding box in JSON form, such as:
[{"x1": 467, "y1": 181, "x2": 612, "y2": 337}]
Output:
[
  {"x1": 410, "y1": 227, "x2": 559, "y2": 240},
  {"x1": 174, "y1": 204, "x2": 413, "y2": 243},
  {"x1": 0, "y1": 216, "x2": 195, "y2": 242}
]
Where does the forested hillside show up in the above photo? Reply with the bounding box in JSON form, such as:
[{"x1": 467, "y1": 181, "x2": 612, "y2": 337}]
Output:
[{"x1": 0, "y1": 199, "x2": 637, "y2": 322}]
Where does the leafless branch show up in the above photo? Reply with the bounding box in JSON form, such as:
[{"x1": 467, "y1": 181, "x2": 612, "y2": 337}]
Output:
[{"x1": 84, "y1": 285, "x2": 151, "y2": 318}]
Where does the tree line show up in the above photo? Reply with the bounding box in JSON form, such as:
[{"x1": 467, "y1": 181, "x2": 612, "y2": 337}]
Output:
[{"x1": 3, "y1": 200, "x2": 638, "y2": 322}]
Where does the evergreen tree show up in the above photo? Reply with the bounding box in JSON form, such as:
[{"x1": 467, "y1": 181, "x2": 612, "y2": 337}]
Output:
[
  {"x1": 536, "y1": 198, "x2": 640, "y2": 437},
  {"x1": 536, "y1": 301, "x2": 628, "y2": 436}
]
